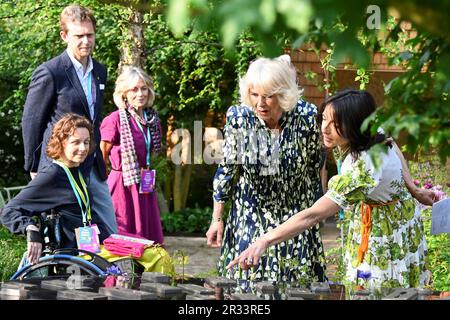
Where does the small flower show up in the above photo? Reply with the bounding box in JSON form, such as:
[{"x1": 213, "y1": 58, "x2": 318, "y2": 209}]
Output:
[
  {"x1": 446, "y1": 182, "x2": 450, "y2": 188},
  {"x1": 423, "y1": 182, "x2": 433, "y2": 189},
  {"x1": 106, "y1": 265, "x2": 123, "y2": 275},
  {"x1": 413, "y1": 179, "x2": 421, "y2": 186},
  {"x1": 357, "y1": 269, "x2": 372, "y2": 280},
  {"x1": 103, "y1": 275, "x2": 116, "y2": 288},
  {"x1": 432, "y1": 189, "x2": 446, "y2": 202}
]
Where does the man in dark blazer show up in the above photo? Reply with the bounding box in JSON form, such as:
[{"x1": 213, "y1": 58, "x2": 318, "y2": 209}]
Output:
[{"x1": 21, "y1": 5, "x2": 117, "y2": 235}]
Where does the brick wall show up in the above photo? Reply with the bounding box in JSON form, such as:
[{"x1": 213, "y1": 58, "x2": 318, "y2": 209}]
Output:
[{"x1": 288, "y1": 24, "x2": 411, "y2": 106}]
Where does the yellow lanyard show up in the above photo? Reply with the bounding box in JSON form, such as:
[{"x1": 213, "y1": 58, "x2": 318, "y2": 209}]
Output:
[{"x1": 54, "y1": 160, "x2": 92, "y2": 225}]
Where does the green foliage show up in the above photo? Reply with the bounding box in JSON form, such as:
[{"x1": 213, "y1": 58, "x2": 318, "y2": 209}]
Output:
[
  {"x1": 375, "y1": 23, "x2": 450, "y2": 164},
  {"x1": 150, "y1": 153, "x2": 170, "y2": 184},
  {"x1": 324, "y1": 245, "x2": 346, "y2": 284},
  {"x1": 0, "y1": 0, "x2": 124, "y2": 186},
  {"x1": 0, "y1": 0, "x2": 259, "y2": 191},
  {"x1": 170, "y1": 249, "x2": 190, "y2": 284},
  {"x1": 0, "y1": 225, "x2": 27, "y2": 281},
  {"x1": 421, "y1": 208, "x2": 450, "y2": 291},
  {"x1": 302, "y1": 45, "x2": 339, "y2": 98},
  {"x1": 408, "y1": 154, "x2": 450, "y2": 291},
  {"x1": 164, "y1": 0, "x2": 450, "y2": 162},
  {"x1": 144, "y1": 7, "x2": 261, "y2": 126},
  {"x1": 0, "y1": 1, "x2": 62, "y2": 186},
  {"x1": 161, "y1": 205, "x2": 212, "y2": 234},
  {"x1": 355, "y1": 67, "x2": 371, "y2": 90}
]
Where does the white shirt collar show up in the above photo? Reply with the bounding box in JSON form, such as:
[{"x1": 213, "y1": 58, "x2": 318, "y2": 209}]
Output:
[{"x1": 66, "y1": 49, "x2": 93, "y2": 76}]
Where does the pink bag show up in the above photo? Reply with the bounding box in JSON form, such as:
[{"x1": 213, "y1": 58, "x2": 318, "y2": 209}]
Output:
[{"x1": 103, "y1": 234, "x2": 154, "y2": 258}]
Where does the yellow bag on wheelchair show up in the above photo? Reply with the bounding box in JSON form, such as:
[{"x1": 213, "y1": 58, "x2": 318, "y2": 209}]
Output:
[{"x1": 97, "y1": 244, "x2": 174, "y2": 276}]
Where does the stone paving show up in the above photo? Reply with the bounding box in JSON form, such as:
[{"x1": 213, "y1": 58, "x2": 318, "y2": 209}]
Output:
[{"x1": 164, "y1": 219, "x2": 341, "y2": 278}]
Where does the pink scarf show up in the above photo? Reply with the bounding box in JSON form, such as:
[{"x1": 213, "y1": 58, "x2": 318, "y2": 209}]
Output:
[{"x1": 119, "y1": 106, "x2": 162, "y2": 187}]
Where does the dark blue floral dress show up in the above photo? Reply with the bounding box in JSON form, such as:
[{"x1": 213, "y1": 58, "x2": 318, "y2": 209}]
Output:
[{"x1": 213, "y1": 101, "x2": 327, "y2": 284}]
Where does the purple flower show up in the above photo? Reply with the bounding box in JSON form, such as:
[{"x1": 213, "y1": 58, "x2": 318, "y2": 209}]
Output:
[
  {"x1": 106, "y1": 265, "x2": 123, "y2": 275},
  {"x1": 357, "y1": 269, "x2": 372, "y2": 280},
  {"x1": 446, "y1": 182, "x2": 450, "y2": 188},
  {"x1": 423, "y1": 182, "x2": 433, "y2": 189},
  {"x1": 413, "y1": 180, "x2": 421, "y2": 186}
]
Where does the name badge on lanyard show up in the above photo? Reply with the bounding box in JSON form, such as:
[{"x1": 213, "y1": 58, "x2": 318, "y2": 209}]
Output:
[
  {"x1": 75, "y1": 224, "x2": 101, "y2": 253},
  {"x1": 54, "y1": 160, "x2": 101, "y2": 253},
  {"x1": 140, "y1": 168, "x2": 156, "y2": 194},
  {"x1": 136, "y1": 112, "x2": 156, "y2": 194}
]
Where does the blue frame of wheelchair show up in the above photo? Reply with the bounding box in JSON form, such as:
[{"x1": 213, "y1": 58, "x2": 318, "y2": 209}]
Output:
[{"x1": 10, "y1": 254, "x2": 108, "y2": 280}]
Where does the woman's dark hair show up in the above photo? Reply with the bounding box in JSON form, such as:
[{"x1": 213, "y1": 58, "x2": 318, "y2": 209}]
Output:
[
  {"x1": 317, "y1": 89, "x2": 387, "y2": 159},
  {"x1": 47, "y1": 113, "x2": 95, "y2": 160}
]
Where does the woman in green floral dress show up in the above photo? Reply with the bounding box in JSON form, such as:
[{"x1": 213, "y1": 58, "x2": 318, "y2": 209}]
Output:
[{"x1": 228, "y1": 89, "x2": 432, "y2": 289}]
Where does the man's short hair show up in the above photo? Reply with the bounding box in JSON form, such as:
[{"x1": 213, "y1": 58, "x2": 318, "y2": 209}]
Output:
[{"x1": 60, "y1": 4, "x2": 96, "y2": 33}]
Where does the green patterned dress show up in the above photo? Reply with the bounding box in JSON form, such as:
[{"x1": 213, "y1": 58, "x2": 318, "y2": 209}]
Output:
[
  {"x1": 325, "y1": 147, "x2": 431, "y2": 288},
  {"x1": 213, "y1": 102, "x2": 326, "y2": 285}
]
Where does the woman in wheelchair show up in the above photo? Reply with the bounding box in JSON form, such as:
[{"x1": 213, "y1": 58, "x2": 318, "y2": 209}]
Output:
[{"x1": 1, "y1": 113, "x2": 111, "y2": 265}]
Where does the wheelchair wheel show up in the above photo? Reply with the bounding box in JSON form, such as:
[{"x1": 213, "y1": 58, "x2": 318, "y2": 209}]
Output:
[
  {"x1": 10, "y1": 254, "x2": 108, "y2": 280},
  {"x1": 53, "y1": 248, "x2": 113, "y2": 271}
]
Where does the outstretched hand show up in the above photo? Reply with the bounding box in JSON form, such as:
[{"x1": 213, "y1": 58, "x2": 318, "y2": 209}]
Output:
[
  {"x1": 414, "y1": 188, "x2": 438, "y2": 206},
  {"x1": 226, "y1": 237, "x2": 269, "y2": 270}
]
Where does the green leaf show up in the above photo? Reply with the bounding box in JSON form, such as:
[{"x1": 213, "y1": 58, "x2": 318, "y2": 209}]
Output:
[
  {"x1": 360, "y1": 111, "x2": 377, "y2": 133},
  {"x1": 367, "y1": 144, "x2": 389, "y2": 170},
  {"x1": 332, "y1": 33, "x2": 370, "y2": 68},
  {"x1": 276, "y1": 0, "x2": 312, "y2": 34},
  {"x1": 259, "y1": 0, "x2": 276, "y2": 30},
  {"x1": 168, "y1": 0, "x2": 190, "y2": 37},
  {"x1": 221, "y1": 19, "x2": 240, "y2": 49},
  {"x1": 292, "y1": 33, "x2": 309, "y2": 49}
]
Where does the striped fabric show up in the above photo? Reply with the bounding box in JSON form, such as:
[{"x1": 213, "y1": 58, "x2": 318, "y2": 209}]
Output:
[{"x1": 119, "y1": 108, "x2": 140, "y2": 186}]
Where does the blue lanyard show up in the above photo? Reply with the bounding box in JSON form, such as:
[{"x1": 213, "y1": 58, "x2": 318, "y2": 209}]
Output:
[
  {"x1": 85, "y1": 72, "x2": 95, "y2": 120},
  {"x1": 54, "y1": 160, "x2": 91, "y2": 226},
  {"x1": 337, "y1": 158, "x2": 344, "y2": 220},
  {"x1": 86, "y1": 72, "x2": 93, "y2": 106},
  {"x1": 135, "y1": 112, "x2": 151, "y2": 167}
]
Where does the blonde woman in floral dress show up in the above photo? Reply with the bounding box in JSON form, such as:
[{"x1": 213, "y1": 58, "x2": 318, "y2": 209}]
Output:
[
  {"x1": 206, "y1": 55, "x2": 326, "y2": 285},
  {"x1": 228, "y1": 89, "x2": 432, "y2": 289}
]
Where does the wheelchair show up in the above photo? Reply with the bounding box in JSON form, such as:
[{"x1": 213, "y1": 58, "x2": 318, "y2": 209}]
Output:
[{"x1": 11, "y1": 210, "x2": 116, "y2": 281}]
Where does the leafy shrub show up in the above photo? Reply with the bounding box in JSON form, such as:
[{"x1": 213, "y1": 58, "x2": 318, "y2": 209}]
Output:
[
  {"x1": 408, "y1": 155, "x2": 450, "y2": 291},
  {"x1": 421, "y1": 208, "x2": 450, "y2": 291},
  {"x1": 161, "y1": 205, "x2": 213, "y2": 234}
]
